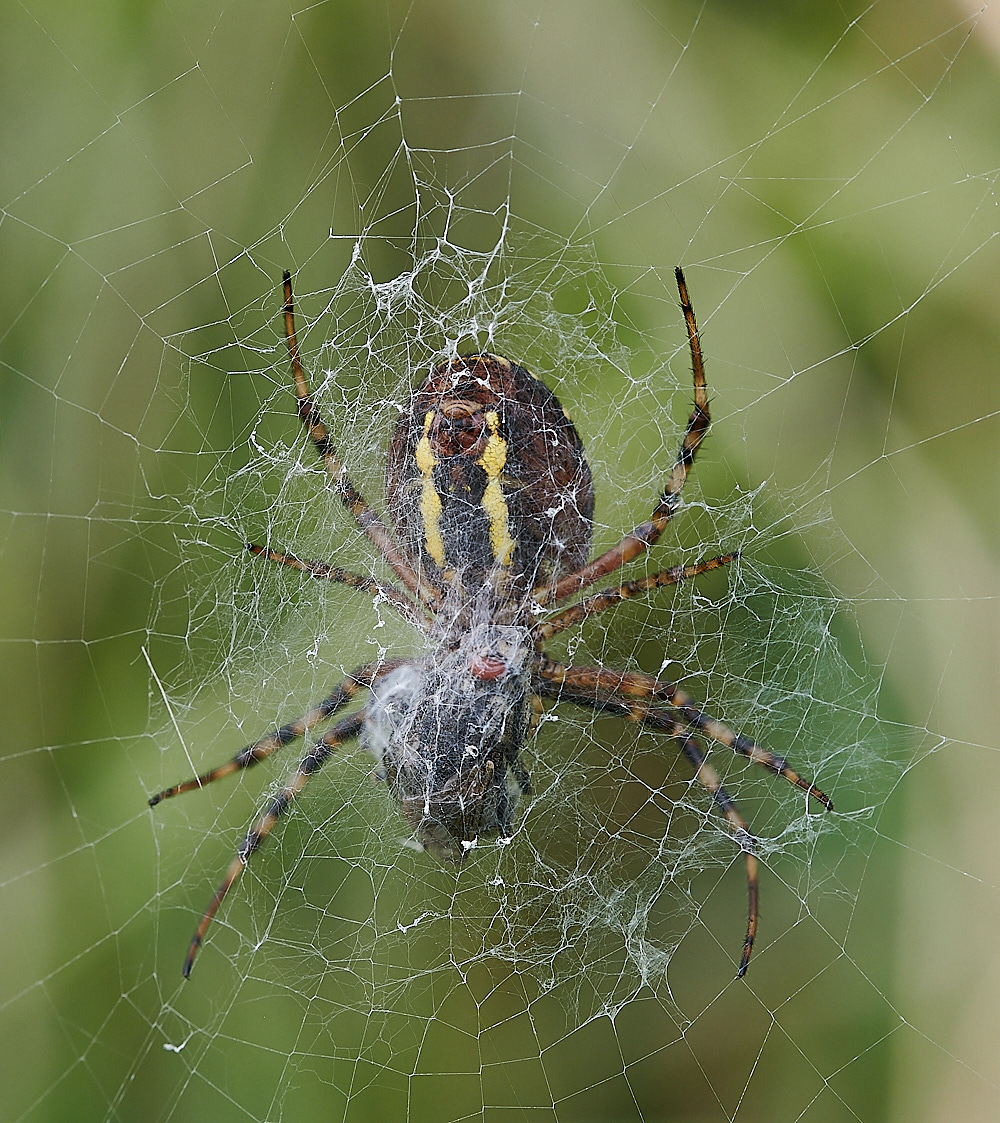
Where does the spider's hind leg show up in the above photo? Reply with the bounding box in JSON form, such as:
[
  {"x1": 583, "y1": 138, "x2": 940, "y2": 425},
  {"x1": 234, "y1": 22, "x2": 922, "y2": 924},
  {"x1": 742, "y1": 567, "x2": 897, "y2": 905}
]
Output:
[
  {"x1": 537, "y1": 266, "x2": 712, "y2": 607},
  {"x1": 246, "y1": 542, "x2": 427, "y2": 629},
  {"x1": 279, "y1": 272, "x2": 441, "y2": 613}
]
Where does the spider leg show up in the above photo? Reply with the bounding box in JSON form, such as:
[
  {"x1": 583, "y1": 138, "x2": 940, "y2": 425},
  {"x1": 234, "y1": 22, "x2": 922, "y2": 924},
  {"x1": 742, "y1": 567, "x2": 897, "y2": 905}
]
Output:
[
  {"x1": 148, "y1": 660, "x2": 402, "y2": 806},
  {"x1": 182, "y1": 708, "x2": 365, "y2": 977},
  {"x1": 246, "y1": 542, "x2": 428, "y2": 630},
  {"x1": 677, "y1": 733, "x2": 758, "y2": 976},
  {"x1": 536, "y1": 267, "x2": 710, "y2": 607},
  {"x1": 534, "y1": 657, "x2": 832, "y2": 809},
  {"x1": 281, "y1": 272, "x2": 442, "y2": 613},
  {"x1": 532, "y1": 552, "x2": 736, "y2": 644},
  {"x1": 534, "y1": 680, "x2": 759, "y2": 975}
]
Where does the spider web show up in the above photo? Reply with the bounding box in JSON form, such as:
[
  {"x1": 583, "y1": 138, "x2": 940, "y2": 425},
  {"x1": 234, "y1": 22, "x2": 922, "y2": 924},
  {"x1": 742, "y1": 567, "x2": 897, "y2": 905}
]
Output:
[{"x1": 2, "y1": 1, "x2": 998, "y2": 1120}]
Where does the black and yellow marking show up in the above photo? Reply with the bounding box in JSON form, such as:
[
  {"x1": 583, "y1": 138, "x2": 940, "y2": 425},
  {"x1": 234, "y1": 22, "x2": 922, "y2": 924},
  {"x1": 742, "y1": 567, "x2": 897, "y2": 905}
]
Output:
[
  {"x1": 476, "y1": 410, "x2": 516, "y2": 565},
  {"x1": 414, "y1": 407, "x2": 518, "y2": 569},
  {"x1": 415, "y1": 411, "x2": 447, "y2": 566}
]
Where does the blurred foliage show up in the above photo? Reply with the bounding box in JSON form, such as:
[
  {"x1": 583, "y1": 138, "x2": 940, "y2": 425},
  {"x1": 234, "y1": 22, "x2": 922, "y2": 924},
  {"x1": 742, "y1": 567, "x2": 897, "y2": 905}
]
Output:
[{"x1": 1, "y1": 1, "x2": 998, "y2": 1120}]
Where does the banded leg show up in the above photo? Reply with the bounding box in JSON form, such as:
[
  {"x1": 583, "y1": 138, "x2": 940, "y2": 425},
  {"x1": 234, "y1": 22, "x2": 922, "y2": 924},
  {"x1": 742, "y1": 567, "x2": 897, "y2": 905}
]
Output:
[
  {"x1": 534, "y1": 656, "x2": 833, "y2": 810},
  {"x1": 148, "y1": 660, "x2": 401, "y2": 806},
  {"x1": 536, "y1": 267, "x2": 710, "y2": 607},
  {"x1": 678, "y1": 734, "x2": 758, "y2": 977},
  {"x1": 531, "y1": 552, "x2": 736, "y2": 644},
  {"x1": 247, "y1": 543, "x2": 427, "y2": 630},
  {"x1": 281, "y1": 272, "x2": 442, "y2": 613},
  {"x1": 536, "y1": 681, "x2": 759, "y2": 975},
  {"x1": 182, "y1": 709, "x2": 365, "y2": 977}
]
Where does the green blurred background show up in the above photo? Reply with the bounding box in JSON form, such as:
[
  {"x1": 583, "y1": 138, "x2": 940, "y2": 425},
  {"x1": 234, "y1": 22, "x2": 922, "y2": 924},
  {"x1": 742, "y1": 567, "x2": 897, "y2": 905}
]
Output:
[{"x1": 2, "y1": 1, "x2": 998, "y2": 1120}]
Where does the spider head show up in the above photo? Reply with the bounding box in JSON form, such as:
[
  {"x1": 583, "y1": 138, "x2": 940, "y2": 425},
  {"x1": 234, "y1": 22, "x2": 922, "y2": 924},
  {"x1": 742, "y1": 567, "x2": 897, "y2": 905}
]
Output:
[{"x1": 364, "y1": 624, "x2": 532, "y2": 862}]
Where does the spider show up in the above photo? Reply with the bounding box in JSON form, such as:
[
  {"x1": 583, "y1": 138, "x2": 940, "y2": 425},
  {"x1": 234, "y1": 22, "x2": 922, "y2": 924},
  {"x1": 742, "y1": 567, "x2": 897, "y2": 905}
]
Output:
[{"x1": 150, "y1": 267, "x2": 832, "y2": 978}]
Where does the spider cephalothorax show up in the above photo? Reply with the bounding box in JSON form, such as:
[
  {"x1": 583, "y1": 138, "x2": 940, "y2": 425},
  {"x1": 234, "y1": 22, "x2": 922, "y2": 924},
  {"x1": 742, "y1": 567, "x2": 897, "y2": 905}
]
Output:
[
  {"x1": 364, "y1": 623, "x2": 533, "y2": 862},
  {"x1": 150, "y1": 268, "x2": 832, "y2": 978}
]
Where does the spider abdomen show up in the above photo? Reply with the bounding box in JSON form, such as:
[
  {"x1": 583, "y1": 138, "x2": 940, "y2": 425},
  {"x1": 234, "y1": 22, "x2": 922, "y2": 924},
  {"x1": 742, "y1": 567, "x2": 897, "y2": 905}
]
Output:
[{"x1": 386, "y1": 354, "x2": 595, "y2": 597}]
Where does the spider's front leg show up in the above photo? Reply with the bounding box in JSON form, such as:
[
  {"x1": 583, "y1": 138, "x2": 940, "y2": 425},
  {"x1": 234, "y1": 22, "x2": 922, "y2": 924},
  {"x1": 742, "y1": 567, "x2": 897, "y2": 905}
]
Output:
[
  {"x1": 181, "y1": 709, "x2": 365, "y2": 977},
  {"x1": 148, "y1": 660, "x2": 400, "y2": 805},
  {"x1": 534, "y1": 674, "x2": 760, "y2": 974},
  {"x1": 534, "y1": 659, "x2": 832, "y2": 975},
  {"x1": 676, "y1": 732, "x2": 758, "y2": 976},
  {"x1": 536, "y1": 657, "x2": 833, "y2": 808},
  {"x1": 148, "y1": 660, "x2": 403, "y2": 975}
]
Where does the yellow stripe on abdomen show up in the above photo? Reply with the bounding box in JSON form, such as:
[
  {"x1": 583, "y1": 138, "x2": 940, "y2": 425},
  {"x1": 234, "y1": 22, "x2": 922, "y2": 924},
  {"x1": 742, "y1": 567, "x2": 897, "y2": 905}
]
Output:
[
  {"x1": 415, "y1": 412, "x2": 446, "y2": 566},
  {"x1": 477, "y1": 411, "x2": 516, "y2": 566}
]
